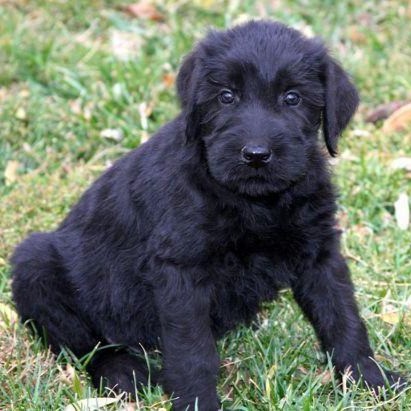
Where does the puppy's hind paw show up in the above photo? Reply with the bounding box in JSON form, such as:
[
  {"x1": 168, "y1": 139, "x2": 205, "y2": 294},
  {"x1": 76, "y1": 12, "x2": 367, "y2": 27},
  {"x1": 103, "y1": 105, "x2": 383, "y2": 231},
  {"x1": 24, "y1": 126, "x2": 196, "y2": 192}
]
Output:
[{"x1": 87, "y1": 349, "x2": 158, "y2": 396}]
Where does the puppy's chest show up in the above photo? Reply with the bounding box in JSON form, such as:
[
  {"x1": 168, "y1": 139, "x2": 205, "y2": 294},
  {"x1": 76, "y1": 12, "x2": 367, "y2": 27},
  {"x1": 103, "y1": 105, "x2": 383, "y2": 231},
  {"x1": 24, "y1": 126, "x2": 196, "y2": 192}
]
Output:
[
  {"x1": 208, "y1": 246, "x2": 295, "y2": 337},
  {"x1": 209, "y1": 212, "x2": 308, "y2": 261},
  {"x1": 207, "y1": 205, "x2": 308, "y2": 335}
]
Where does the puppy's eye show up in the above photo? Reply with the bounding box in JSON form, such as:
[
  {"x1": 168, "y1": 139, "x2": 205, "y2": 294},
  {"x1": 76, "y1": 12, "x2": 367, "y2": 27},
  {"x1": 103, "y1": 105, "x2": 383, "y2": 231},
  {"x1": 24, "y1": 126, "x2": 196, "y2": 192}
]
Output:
[
  {"x1": 219, "y1": 89, "x2": 235, "y2": 105},
  {"x1": 284, "y1": 91, "x2": 301, "y2": 106}
]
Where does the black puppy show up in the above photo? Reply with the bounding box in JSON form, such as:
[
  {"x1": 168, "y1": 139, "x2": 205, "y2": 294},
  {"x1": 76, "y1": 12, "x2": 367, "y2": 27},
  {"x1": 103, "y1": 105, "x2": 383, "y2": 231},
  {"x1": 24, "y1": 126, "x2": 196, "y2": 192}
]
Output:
[{"x1": 12, "y1": 21, "x2": 403, "y2": 410}]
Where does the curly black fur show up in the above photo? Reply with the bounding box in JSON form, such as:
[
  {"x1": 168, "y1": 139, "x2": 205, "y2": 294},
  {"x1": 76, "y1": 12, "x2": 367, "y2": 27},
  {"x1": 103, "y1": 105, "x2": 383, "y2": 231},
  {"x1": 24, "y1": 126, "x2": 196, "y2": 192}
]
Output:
[{"x1": 11, "y1": 21, "x2": 403, "y2": 410}]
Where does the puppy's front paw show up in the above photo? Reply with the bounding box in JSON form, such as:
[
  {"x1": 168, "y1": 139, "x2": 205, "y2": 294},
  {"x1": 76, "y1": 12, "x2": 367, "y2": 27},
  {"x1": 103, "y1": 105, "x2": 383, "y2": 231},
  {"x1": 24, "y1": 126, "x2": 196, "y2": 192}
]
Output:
[
  {"x1": 172, "y1": 395, "x2": 221, "y2": 411},
  {"x1": 346, "y1": 358, "x2": 407, "y2": 392}
]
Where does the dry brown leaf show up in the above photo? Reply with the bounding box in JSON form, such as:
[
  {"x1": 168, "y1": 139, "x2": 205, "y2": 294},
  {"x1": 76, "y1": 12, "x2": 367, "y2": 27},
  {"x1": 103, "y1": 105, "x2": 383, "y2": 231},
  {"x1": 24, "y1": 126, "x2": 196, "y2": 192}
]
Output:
[
  {"x1": 69, "y1": 99, "x2": 82, "y2": 115},
  {"x1": 110, "y1": 30, "x2": 143, "y2": 61},
  {"x1": 341, "y1": 367, "x2": 352, "y2": 394},
  {"x1": 15, "y1": 107, "x2": 27, "y2": 120},
  {"x1": 58, "y1": 363, "x2": 76, "y2": 385},
  {"x1": 138, "y1": 101, "x2": 154, "y2": 130},
  {"x1": 347, "y1": 25, "x2": 366, "y2": 44},
  {"x1": 100, "y1": 128, "x2": 124, "y2": 142},
  {"x1": 365, "y1": 100, "x2": 409, "y2": 123},
  {"x1": 4, "y1": 160, "x2": 21, "y2": 185},
  {"x1": 383, "y1": 102, "x2": 411, "y2": 133},
  {"x1": 380, "y1": 311, "x2": 411, "y2": 327},
  {"x1": 192, "y1": 0, "x2": 220, "y2": 9},
  {"x1": 374, "y1": 354, "x2": 386, "y2": 362},
  {"x1": 394, "y1": 192, "x2": 409, "y2": 230},
  {"x1": 64, "y1": 396, "x2": 121, "y2": 411},
  {"x1": 117, "y1": 404, "x2": 138, "y2": 411},
  {"x1": 380, "y1": 311, "x2": 400, "y2": 325},
  {"x1": 319, "y1": 370, "x2": 333, "y2": 384},
  {"x1": 265, "y1": 363, "x2": 276, "y2": 398},
  {"x1": 162, "y1": 72, "x2": 175, "y2": 89},
  {"x1": 0, "y1": 303, "x2": 18, "y2": 329},
  {"x1": 297, "y1": 365, "x2": 309, "y2": 374},
  {"x1": 391, "y1": 157, "x2": 411, "y2": 171},
  {"x1": 356, "y1": 12, "x2": 374, "y2": 27},
  {"x1": 122, "y1": 1, "x2": 164, "y2": 21},
  {"x1": 221, "y1": 358, "x2": 237, "y2": 375},
  {"x1": 336, "y1": 210, "x2": 349, "y2": 231},
  {"x1": 351, "y1": 224, "x2": 373, "y2": 238},
  {"x1": 140, "y1": 130, "x2": 150, "y2": 144},
  {"x1": 69, "y1": 100, "x2": 94, "y2": 120},
  {"x1": 19, "y1": 88, "x2": 30, "y2": 98},
  {"x1": 256, "y1": 2, "x2": 268, "y2": 18}
]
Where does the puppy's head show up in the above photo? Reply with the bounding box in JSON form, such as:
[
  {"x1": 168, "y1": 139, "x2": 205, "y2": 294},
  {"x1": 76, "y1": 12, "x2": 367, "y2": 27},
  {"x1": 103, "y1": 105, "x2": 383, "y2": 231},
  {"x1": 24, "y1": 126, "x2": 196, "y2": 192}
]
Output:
[{"x1": 177, "y1": 21, "x2": 359, "y2": 196}]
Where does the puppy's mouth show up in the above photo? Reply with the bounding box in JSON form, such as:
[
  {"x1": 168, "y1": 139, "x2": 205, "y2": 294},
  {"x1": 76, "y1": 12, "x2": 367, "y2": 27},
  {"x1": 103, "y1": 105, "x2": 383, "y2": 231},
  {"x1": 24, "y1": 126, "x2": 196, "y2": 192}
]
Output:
[{"x1": 224, "y1": 164, "x2": 295, "y2": 196}]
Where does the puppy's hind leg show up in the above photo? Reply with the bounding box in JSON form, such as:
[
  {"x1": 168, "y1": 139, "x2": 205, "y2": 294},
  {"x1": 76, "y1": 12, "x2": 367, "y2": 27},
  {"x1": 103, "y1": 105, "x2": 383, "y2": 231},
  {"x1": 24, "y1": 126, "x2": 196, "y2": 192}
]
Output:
[
  {"x1": 11, "y1": 232, "x2": 99, "y2": 357},
  {"x1": 87, "y1": 349, "x2": 158, "y2": 396}
]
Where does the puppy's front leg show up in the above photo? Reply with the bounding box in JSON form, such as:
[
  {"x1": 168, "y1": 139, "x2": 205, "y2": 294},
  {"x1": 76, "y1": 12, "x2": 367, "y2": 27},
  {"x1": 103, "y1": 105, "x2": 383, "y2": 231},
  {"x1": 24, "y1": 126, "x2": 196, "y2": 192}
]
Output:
[
  {"x1": 292, "y1": 251, "x2": 402, "y2": 389},
  {"x1": 154, "y1": 264, "x2": 220, "y2": 411}
]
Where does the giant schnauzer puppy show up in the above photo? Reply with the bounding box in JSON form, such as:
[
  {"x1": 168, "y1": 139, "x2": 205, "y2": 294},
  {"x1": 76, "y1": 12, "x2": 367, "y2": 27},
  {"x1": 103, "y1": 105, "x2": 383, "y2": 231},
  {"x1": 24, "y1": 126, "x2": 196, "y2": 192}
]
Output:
[{"x1": 11, "y1": 21, "x2": 404, "y2": 410}]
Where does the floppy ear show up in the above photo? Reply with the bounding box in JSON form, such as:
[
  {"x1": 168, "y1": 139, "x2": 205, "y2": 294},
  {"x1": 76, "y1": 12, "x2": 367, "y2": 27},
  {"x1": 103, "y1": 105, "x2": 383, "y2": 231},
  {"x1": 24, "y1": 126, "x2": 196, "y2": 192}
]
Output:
[
  {"x1": 177, "y1": 51, "x2": 196, "y2": 107},
  {"x1": 176, "y1": 51, "x2": 202, "y2": 142},
  {"x1": 322, "y1": 57, "x2": 359, "y2": 156}
]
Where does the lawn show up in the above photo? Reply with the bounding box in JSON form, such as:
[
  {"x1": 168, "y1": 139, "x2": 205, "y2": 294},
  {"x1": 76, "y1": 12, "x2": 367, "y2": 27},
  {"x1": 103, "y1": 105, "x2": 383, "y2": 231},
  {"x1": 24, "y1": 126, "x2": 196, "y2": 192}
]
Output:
[{"x1": 0, "y1": 0, "x2": 410, "y2": 410}]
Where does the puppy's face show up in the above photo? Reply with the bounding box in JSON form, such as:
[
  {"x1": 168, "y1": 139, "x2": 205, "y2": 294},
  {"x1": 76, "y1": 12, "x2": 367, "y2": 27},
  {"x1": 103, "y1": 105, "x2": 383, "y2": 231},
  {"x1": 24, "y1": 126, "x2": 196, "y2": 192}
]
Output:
[{"x1": 177, "y1": 21, "x2": 359, "y2": 196}]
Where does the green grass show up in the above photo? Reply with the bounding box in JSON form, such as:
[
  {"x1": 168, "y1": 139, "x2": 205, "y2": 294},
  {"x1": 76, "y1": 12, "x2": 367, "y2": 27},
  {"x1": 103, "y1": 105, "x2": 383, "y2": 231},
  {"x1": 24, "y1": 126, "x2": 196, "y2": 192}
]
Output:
[{"x1": 1, "y1": 0, "x2": 410, "y2": 409}]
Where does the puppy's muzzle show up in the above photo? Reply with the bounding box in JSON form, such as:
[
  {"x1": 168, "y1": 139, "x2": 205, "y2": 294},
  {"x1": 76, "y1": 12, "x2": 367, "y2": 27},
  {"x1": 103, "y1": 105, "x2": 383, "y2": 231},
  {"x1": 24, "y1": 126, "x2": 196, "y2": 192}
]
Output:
[{"x1": 241, "y1": 145, "x2": 272, "y2": 168}]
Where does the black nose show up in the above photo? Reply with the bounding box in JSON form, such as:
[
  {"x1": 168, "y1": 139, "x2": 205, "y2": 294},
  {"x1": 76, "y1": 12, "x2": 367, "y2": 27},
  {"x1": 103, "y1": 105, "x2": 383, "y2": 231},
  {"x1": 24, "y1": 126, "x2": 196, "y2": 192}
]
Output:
[{"x1": 241, "y1": 145, "x2": 272, "y2": 166}]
